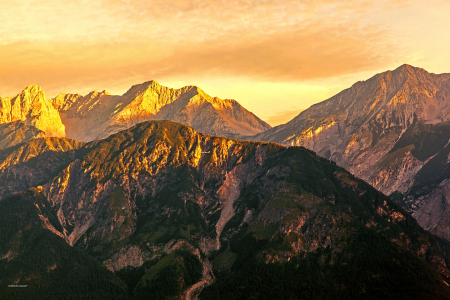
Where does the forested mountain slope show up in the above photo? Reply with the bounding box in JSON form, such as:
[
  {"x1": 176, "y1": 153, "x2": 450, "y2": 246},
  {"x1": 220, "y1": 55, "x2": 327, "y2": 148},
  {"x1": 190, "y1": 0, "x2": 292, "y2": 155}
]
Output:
[{"x1": 1, "y1": 120, "x2": 450, "y2": 299}]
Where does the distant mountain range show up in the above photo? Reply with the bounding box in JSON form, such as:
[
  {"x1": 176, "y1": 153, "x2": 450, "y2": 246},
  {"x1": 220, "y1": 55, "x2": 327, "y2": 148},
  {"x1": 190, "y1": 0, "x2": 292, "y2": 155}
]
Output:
[
  {"x1": 1, "y1": 120, "x2": 450, "y2": 299},
  {"x1": 0, "y1": 81, "x2": 271, "y2": 149},
  {"x1": 252, "y1": 64, "x2": 450, "y2": 240}
]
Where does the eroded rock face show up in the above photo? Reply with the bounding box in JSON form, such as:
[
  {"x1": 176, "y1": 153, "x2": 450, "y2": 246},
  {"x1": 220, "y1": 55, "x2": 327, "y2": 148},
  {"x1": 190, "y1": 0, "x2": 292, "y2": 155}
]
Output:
[
  {"x1": 0, "y1": 137, "x2": 83, "y2": 200},
  {"x1": 103, "y1": 245, "x2": 152, "y2": 272},
  {"x1": 0, "y1": 121, "x2": 46, "y2": 150},
  {"x1": 252, "y1": 64, "x2": 450, "y2": 240},
  {"x1": 42, "y1": 121, "x2": 271, "y2": 266},
  {"x1": 0, "y1": 85, "x2": 65, "y2": 138},
  {"x1": 50, "y1": 80, "x2": 271, "y2": 142}
]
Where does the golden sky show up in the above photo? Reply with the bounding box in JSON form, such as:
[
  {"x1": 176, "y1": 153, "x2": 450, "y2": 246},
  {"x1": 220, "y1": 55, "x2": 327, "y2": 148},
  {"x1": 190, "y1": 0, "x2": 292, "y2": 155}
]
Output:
[{"x1": 1, "y1": 0, "x2": 449, "y2": 126}]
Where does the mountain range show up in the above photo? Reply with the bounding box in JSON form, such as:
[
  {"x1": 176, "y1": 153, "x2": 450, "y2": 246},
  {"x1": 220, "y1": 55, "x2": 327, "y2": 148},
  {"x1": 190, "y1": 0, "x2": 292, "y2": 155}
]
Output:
[
  {"x1": 4, "y1": 66, "x2": 450, "y2": 299},
  {"x1": 0, "y1": 81, "x2": 271, "y2": 149},
  {"x1": 252, "y1": 64, "x2": 450, "y2": 240},
  {"x1": 2, "y1": 120, "x2": 450, "y2": 299}
]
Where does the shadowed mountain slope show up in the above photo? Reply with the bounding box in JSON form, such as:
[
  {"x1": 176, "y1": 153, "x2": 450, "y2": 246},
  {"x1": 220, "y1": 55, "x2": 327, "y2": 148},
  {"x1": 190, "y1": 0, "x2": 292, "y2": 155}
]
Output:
[
  {"x1": 0, "y1": 188, "x2": 129, "y2": 300},
  {"x1": 0, "y1": 137, "x2": 84, "y2": 200},
  {"x1": 0, "y1": 122, "x2": 46, "y2": 150},
  {"x1": 1, "y1": 120, "x2": 450, "y2": 299}
]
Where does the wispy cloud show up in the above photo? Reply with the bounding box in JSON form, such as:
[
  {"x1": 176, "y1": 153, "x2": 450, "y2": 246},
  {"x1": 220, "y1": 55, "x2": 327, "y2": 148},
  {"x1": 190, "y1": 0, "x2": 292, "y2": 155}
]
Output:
[{"x1": 0, "y1": 0, "x2": 446, "y2": 101}]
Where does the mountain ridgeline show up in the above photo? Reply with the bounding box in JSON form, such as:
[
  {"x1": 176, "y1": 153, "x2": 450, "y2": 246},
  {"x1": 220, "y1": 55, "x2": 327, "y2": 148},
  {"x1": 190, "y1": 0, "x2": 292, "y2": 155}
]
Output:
[
  {"x1": 0, "y1": 81, "x2": 270, "y2": 150},
  {"x1": 252, "y1": 64, "x2": 450, "y2": 241},
  {"x1": 1, "y1": 120, "x2": 450, "y2": 299}
]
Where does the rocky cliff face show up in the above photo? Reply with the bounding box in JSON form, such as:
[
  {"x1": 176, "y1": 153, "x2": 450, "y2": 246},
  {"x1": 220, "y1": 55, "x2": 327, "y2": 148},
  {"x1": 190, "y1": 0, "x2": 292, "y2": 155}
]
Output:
[
  {"x1": 0, "y1": 137, "x2": 83, "y2": 200},
  {"x1": 2, "y1": 120, "x2": 450, "y2": 299},
  {"x1": 0, "y1": 122, "x2": 46, "y2": 150},
  {"x1": 0, "y1": 85, "x2": 65, "y2": 141},
  {"x1": 51, "y1": 80, "x2": 271, "y2": 142},
  {"x1": 252, "y1": 64, "x2": 450, "y2": 240}
]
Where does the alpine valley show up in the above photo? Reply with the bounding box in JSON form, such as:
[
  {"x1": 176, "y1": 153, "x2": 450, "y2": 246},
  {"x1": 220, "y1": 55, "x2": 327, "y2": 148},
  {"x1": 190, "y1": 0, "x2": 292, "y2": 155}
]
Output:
[{"x1": 2, "y1": 72, "x2": 450, "y2": 299}]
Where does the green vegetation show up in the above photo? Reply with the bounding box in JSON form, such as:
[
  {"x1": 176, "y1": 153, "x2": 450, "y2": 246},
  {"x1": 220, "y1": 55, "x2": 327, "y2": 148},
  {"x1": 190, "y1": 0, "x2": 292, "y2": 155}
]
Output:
[
  {"x1": 202, "y1": 227, "x2": 450, "y2": 300},
  {"x1": 0, "y1": 136, "x2": 86, "y2": 200},
  {"x1": 205, "y1": 145, "x2": 450, "y2": 299},
  {"x1": 249, "y1": 220, "x2": 278, "y2": 240},
  {"x1": 81, "y1": 187, "x2": 136, "y2": 260},
  {"x1": 0, "y1": 136, "x2": 82, "y2": 162},
  {"x1": 267, "y1": 198, "x2": 306, "y2": 211},
  {"x1": 213, "y1": 250, "x2": 238, "y2": 272},
  {"x1": 2, "y1": 120, "x2": 450, "y2": 299},
  {"x1": 131, "y1": 164, "x2": 212, "y2": 246},
  {"x1": 82, "y1": 121, "x2": 211, "y2": 183},
  {"x1": 0, "y1": 189, "x2": 128, "y2": 300},
  {"x1": 133, "y1": 251, "x2": 202, "y2": 300}
]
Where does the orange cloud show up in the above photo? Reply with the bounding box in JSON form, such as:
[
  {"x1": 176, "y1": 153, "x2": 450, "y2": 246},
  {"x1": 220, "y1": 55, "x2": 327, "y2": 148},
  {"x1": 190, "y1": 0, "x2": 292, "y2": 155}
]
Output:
[
  {"x1": 0, "y1": 19, "x2": 399, "y2": 97},
  {"x1": 149, "y1": 24, "x2": 399, "y2": 81},
  {"x1": 0, "y1": 0, "x2": 443, "y2": 99}
]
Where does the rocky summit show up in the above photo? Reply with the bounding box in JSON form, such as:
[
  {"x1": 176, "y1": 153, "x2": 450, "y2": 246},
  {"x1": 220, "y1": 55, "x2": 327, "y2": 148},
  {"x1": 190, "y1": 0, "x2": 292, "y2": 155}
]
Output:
[
  {"x1": 0, "y1": 85, "x2": 65, "y2": 149},
  {"x1": 1, "y1": 120, "x2": 450, "y2": 299},
  {"x1": 251, "y1": 64, "x2": 450, "y2": 240},
  {"x1": 50, "y1": 80, "x2": 271, "y2": 142}
]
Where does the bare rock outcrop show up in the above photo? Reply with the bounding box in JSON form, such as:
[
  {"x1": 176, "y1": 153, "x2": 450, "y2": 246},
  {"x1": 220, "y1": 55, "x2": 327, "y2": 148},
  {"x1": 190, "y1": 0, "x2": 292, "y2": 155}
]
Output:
[
  {"x1": 50, "y1": 80, "x2": 271, "y2": 142},
  {"x1": 0, "y1": 85, "x2": 65, "y2": 138}
]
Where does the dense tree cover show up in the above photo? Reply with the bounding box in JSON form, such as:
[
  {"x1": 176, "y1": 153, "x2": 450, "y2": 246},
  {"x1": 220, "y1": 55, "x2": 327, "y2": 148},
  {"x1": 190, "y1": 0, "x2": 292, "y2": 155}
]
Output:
[
  {"x1": 201, "y1": 147, "x2": 450, "y2": 299},
  {"x1": 202, "y1": 227, "x2": 450, "y2": 300},
  {"x1": 118, "y1": 251, "x2": 203, "y2": 300},
  {"x1": 0, "y1": 189, "x2": 128, "y2": 300},
  {"x1": 0, "y1": 187, "x2": 202, "y2": 300}
]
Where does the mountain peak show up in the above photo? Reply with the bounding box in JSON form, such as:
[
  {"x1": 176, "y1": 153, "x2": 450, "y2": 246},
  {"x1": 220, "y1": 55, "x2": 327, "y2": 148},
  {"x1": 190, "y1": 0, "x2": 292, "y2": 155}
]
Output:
[
  {"x1": 23, "y1": 84, "x2": 43, "y2": 94},
  {"x1": 19, "y1": 84, "x2": 45, "y2": 101},
  {"x1": 86, "y1": 90, "x2": 110, "y2": 98},
  {"x1": 252, "y1": 65, "x2": 450, "y2": 241},
  {"x1": 184, "y1": 85, "x2": 207, "y2": 97},
  {"x1": 2, "y1": 119, "x2": 450, "y2": 298},
  {"x1": 0, "y1": 85, "x2": 65, "y2": 138},
  {"x1": 392, "y1": 63, "x2": 426, "y2": 75},
  {"x1": 395, "y1": 63, "x2": 416, "y2": 71},
  {"x1": 121, "y1": 80, "x2": 164, "y2": 99},
  {"x1": 147, "y1": 79, "x2": 161, "y2": 87},
  {"x1": 138, "y1": 80, "x2": 163, "y2": 91}
]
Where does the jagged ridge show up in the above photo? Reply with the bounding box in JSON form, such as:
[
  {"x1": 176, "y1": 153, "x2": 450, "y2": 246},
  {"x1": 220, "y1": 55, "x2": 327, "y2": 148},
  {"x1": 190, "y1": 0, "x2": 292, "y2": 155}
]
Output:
[
  {"x1": 1, "y1": 120, "x2": 450, "y2": 299},
  {"x1": 50, "y1": 80, "x2": 271, "y2": 141},
  {"x1": 0, "y1": 81, "x2": 270, "y2": 149}
]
